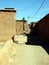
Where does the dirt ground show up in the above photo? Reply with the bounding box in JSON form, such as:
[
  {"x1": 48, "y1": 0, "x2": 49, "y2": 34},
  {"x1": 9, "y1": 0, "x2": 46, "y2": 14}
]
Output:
[{"x1": 0, "y1": 39, "x2": 49, "y2": 65}]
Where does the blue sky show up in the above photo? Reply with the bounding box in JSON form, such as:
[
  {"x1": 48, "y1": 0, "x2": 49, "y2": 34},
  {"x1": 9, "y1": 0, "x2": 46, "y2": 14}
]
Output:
[{"x1": 0, "y1": 0, "x2": 49, "y2": 23}]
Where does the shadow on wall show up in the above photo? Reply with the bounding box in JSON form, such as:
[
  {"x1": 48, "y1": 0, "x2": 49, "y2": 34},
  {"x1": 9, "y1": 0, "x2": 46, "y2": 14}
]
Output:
[
  {"x1": 25, "y1": 24, "x2": 49, "y2": 55},
  {"x1": 25, "y1": 35, "x2": 49, "y2": 55}
]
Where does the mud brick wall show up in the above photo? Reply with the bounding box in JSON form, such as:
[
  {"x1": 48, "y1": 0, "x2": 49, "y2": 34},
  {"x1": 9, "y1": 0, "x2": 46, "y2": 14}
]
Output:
[{"x1": 0, "y1": 8, "x2": 16, "y2": 42}]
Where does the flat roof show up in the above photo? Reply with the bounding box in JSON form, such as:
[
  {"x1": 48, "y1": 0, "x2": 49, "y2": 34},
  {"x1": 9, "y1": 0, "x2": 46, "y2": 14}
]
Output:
[
  {"x1": 0, "y1": 8, "x2": 16, "y2": 12},
  {"x1": 16, "y1": 20, "x2": 27, "y2": 22}
]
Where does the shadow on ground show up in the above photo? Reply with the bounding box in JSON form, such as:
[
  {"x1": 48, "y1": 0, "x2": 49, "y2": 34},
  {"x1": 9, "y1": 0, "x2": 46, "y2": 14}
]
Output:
[{"x1": 25, "y1": 34, "x2": 49, "y2": 55}]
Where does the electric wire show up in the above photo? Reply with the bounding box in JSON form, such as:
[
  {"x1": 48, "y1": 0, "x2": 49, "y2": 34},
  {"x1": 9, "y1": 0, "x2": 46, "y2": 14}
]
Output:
[
  {"x1": 17, "y1": 0, "x2": 40, "y2": 12},
  {"x1": 29, "y1": 0, "x2": 46, "y2": 18}
]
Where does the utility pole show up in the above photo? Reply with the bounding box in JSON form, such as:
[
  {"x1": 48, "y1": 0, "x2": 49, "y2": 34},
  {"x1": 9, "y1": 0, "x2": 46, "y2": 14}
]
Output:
[{"x1": 22, "y1": 17, "x2": 25, "y2": 34}]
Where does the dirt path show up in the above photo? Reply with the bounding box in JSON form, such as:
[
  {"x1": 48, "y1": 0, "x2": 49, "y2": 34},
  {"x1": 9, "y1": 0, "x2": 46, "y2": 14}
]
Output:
[
  {"x1": 8, "y1": 44, "x2": 49, "y2": 65},
  {"x1": 0, "y1": 40, "x2": 49, "y2": 65}
]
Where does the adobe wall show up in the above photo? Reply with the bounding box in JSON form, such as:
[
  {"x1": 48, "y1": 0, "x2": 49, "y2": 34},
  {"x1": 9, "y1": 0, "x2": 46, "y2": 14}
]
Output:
[
  {"x1": 0, "y1": 8, "x2": 16, "y2": 42},
  {"x1": 37, "y1": 14, "x2": 49, "y2": 40},
  {"x1": 16, "y1": 20, "x2": 23, "y2": 34},
  {"x1": 16, "y1": 20, "x2": 30, "y2": 34},
  {"x1": 24, "y1": 22, "x2": 30, "y2": 34}
]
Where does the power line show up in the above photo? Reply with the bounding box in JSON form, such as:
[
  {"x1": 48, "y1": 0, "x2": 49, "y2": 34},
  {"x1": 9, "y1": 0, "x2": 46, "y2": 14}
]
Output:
[
  {"x1": 28, "y1": 0, "x2": 46, "y2": 18},
  {"x1": 17, "y1": 0, "x2": 39, "y2": 12}
]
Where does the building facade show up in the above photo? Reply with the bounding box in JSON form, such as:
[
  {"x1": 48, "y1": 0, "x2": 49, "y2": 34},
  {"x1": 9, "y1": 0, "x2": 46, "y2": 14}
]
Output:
[
  {"x1": 0, "y1": 8, "x2": 16, "y2": 42},
  {"x1": 16, "y1": 20, "x2": 30, "y2": 34},
  {"x1": 33, "y1": 14, "x2": 49, "y2": 40}
]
